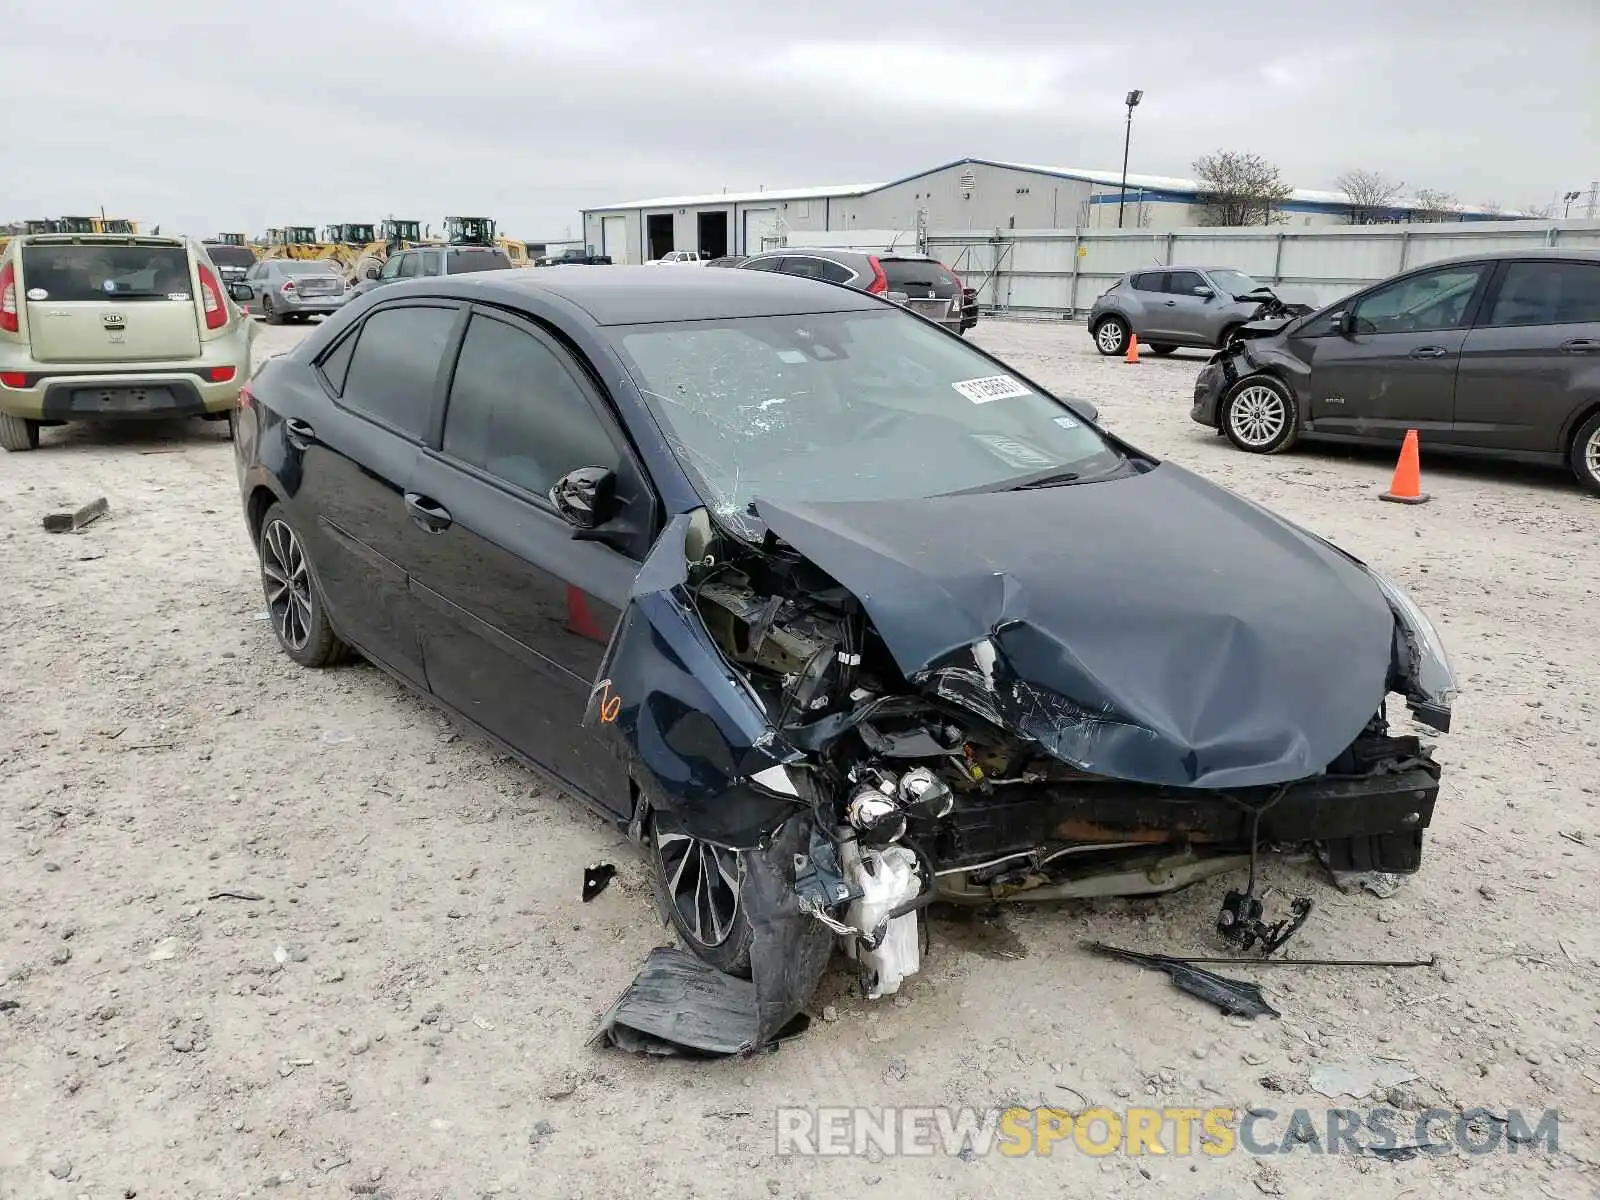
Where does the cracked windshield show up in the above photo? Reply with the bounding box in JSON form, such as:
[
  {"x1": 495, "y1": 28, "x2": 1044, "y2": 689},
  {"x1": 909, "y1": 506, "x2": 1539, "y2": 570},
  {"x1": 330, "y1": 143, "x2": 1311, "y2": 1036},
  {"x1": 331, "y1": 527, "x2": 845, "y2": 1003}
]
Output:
[{"x1": 615, "y1": 308, "x2": 1125, "y2": 526}]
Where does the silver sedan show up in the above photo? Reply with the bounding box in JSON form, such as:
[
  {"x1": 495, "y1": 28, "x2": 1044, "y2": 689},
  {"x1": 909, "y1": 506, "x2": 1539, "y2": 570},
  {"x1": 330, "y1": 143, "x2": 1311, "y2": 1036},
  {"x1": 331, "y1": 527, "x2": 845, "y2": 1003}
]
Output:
[{"x1": 239, "y1": 259, "x2": 352, "y2": 325}]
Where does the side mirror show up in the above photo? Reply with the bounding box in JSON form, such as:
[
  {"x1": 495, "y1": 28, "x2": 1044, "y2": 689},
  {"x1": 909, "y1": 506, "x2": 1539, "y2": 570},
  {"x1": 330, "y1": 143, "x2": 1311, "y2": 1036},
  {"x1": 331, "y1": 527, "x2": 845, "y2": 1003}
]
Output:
[
  {"x1": 887, "y1": 290, "x2": 910, "y2": 304},
  {"x1": 549, "y1": 466, "x2": 617, "y2": 532},
  {"x1": 1059, "y1": 395, "x2": 1100, "y2": 424},
  {"x1": 228, "y1": 282, "x2": 254, "y2": 303},
  {"x1": 1334, "y1": 309, "x2": 1354, "y2": 337},
  {"x1": 1193, "y1": 285, "x2": 1214, "y2": 299}
]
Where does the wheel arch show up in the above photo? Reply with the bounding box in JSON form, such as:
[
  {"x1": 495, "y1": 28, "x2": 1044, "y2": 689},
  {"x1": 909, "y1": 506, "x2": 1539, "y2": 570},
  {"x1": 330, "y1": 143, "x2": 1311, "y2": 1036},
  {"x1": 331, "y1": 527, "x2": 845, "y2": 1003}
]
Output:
[{"x1": 1560, "y1": 397, "x2": 1600, "y2": 455}]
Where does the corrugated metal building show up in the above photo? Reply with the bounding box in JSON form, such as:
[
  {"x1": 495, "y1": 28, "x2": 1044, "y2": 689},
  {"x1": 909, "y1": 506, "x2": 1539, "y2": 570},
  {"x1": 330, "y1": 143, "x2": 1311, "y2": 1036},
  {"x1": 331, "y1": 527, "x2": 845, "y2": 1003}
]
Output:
[{"x1": 580, "y1": 158, "x2": 1516, "y2": 262}]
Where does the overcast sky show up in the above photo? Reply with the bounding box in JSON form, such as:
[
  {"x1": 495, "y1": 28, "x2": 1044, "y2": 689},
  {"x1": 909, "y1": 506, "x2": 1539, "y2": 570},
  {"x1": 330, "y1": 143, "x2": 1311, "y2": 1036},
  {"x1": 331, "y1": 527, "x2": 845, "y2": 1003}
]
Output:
[{"x1": 5, "y1": 0, "x2": 1596, "y2": 238}]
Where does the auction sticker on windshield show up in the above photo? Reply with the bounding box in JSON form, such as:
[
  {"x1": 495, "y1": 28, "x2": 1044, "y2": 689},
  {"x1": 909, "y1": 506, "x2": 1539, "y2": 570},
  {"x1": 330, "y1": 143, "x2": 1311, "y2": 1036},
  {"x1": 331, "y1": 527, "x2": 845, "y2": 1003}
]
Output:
[{"x1": 953, "y1": 375, "x2": 1032, "y2": 404}]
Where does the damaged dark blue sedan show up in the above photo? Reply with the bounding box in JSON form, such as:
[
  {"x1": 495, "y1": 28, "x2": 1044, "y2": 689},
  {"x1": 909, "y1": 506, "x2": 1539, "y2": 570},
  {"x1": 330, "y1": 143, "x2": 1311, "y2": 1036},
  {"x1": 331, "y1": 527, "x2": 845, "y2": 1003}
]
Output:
[{"x1": 233, "y1": 266, "x2": 1456, "y2": 1052}]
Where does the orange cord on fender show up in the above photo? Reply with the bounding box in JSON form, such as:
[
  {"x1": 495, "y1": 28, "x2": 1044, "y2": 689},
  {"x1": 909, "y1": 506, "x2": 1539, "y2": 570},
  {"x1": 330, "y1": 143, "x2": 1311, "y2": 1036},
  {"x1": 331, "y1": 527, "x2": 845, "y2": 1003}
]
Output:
[{"x1": 1380, "y1": 429, "x2": 1430, "y2": 504}]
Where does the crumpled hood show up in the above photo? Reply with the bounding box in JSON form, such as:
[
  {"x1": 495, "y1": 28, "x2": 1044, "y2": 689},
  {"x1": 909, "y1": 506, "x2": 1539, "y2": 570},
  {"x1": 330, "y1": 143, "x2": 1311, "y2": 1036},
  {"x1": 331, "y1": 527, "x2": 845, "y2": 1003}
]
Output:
[{"x1": 755, "y1": 463, "x2": 1395, "y2": 789}]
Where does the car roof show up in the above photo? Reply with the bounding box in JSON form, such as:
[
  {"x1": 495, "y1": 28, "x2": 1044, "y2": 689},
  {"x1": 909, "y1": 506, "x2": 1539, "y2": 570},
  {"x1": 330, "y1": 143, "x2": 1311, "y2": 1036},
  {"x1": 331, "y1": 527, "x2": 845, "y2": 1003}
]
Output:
[
  {"x1": 13, "y1": 234, "x2": 187, "y2": 249},
  {"x1": 387, "y1": 264, "x2": 884, "y2": 325}
]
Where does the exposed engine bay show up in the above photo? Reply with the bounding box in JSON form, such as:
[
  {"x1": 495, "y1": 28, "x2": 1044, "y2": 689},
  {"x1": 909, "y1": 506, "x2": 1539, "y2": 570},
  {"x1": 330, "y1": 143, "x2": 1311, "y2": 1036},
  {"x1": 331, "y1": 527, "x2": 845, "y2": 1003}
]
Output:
[
  {"x1": 1226, "y1": 287, "x2": 1318, "y2": 343},
  {"x1": 679, "y1": 511, "x2": 1442, "y2": 1000}
]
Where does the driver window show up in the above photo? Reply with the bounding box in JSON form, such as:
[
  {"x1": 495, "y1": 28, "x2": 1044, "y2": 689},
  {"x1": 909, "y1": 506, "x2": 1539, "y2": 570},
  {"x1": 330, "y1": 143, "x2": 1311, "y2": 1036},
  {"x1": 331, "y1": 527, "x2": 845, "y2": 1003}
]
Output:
[
  {"x1": 1351, "y1": 265, "x2": 1485, "y2": 334},
  {"x1": 380, "y1": 254, "x2": 403, "y2": 280},
  {"x1": 396, "y1": 253, "x2": 419, "y2": 279},
  {"x1": 1166, "y1": 270, "x2": 1205, "y2": 295}
]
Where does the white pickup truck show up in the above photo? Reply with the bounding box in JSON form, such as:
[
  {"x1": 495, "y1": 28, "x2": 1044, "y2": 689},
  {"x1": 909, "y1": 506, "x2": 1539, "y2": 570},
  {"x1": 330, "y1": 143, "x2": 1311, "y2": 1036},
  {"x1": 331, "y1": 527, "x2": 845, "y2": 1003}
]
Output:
[{"x1": 646, "y1": 250, "x2": 711, "y2": 266}]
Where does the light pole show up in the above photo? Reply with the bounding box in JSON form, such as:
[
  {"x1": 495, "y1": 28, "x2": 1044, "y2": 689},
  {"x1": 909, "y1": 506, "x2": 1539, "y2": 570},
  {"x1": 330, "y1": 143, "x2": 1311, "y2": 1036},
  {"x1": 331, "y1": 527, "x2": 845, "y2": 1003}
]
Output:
[
  {"x1": 1562, "y1": 190, "x2": 1582, "y2": 218},
  {"x1": 1118, "y1": 89, "x2": 1143, "y2": 229}
]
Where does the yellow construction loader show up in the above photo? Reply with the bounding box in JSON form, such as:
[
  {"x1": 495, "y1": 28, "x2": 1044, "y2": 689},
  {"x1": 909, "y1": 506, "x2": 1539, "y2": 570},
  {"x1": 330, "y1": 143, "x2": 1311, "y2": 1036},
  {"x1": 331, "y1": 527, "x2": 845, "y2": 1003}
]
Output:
[
  {"x1": 442, "y1": 215, "x2": 528, "y2": 266},
  {"x1": 346, "y1": 218, "x2": 435, "y2": 281},
  {"x1": 258, "y1": 226, "x2": 341, "y2": 264},
  {"x1": 92, "y1": 218, "x2": 139, "y2": 234}
]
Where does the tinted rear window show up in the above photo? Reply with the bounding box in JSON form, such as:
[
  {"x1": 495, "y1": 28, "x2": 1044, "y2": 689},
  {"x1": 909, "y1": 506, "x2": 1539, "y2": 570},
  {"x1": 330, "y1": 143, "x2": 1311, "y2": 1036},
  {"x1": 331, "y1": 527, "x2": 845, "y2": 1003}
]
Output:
[
  {"x1": 339, "y1": 305, "x2": 457, "y2": 438},
  {"x1": 205, "y1": 246, "x2": 256, "y2": 268},
  {"x1": 446, "y1": 251, "x2": 513, "y2": 274},
  {"x1": 279, "y1": 260, "x2": 342, "y2": 276},
  {"x1": 21, "y1": 244, "x2": 191, "y2": 302},
  {"x1": 881, "y1": 259, "x2": 958, "y2": 291}
]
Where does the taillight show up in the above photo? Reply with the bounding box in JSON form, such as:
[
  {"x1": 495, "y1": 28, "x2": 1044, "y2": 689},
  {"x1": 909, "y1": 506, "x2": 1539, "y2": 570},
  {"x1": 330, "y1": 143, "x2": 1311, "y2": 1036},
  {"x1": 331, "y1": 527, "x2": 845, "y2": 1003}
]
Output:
[
  {"x1": 198, "y1": 262, "x2": 227, "y2": 329},
  {"x1": 0, "y1": 371, "x2": 25, "y2": 388},
  {"x1": 281, "y1": 279, "x2": 297, "y2": 293},
  {"x1": 865, "y1": 256, "x2": 889, "y2": 296},
  {"x1": 209, "y1": 365, "x2": 237, "y2": 383},
  {"x1": 0, "y1": 262, "x2": 17, "y2": 334}
]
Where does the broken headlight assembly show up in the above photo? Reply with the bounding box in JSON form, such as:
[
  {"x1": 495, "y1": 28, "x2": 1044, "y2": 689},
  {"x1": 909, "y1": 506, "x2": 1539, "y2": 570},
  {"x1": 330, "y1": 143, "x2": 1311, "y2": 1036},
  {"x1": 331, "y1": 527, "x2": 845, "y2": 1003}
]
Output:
[{"x1": 1364, "y1": 566, "x2": 1457, "y2": 733}]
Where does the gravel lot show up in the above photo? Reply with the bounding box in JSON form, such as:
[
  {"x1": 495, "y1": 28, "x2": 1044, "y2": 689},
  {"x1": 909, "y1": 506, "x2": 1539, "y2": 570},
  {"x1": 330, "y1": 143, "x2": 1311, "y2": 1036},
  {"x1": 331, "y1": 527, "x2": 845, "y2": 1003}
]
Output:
[{"x1": 1, "y1": 315, "x2": 1596, "y2": 1200}]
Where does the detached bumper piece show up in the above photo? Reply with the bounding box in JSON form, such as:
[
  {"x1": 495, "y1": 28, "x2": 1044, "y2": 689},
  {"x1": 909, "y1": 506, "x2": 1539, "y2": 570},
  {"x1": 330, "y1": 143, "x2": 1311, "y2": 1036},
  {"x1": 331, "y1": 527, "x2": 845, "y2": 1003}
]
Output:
[{"x1": 590, "y1": 948, "x2": 810, "y2": 1058}]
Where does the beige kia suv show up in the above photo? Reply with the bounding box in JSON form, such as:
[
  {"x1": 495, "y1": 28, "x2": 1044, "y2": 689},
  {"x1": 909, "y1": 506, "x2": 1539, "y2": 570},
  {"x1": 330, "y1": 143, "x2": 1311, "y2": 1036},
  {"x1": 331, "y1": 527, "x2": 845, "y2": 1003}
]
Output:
[{"x1": 0, "y1": 232, "x2": 254, "y2": 450}]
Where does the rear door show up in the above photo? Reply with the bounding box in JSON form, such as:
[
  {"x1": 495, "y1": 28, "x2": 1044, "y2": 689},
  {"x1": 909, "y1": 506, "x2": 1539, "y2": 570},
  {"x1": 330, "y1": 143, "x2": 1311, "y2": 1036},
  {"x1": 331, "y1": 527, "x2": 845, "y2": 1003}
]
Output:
[
  {"x1": 1300, "y1": 262, "x2": 1489, "y2": 443},
  {"x1": 1123, "y1": 270, "x2": 1167, "y2": 337},
  {"x1": 295, "y1": 300, "x2": 462, "y2": 687},
  {"x1": 1451, "y1": 258, "x2": 1600, "y2": 452},
  {"x1": 403, "y1": 307, "x2": 648, "y2": 810},
  {"x1": 21, "y1": 241, "x2": 200, "y2": 362}
]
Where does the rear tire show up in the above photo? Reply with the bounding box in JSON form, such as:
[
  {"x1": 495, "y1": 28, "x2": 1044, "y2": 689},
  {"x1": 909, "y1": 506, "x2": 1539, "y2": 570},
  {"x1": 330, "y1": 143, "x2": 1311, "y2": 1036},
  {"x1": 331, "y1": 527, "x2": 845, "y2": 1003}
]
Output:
[
  {"x1": 0, "y1": 412, "x2": 41, "y2": 452},
  {"x1": 1092, "y1": 316, "x2": 1130, "y2": 357},
  {"x1": 1569, "y1": 410, "x2": 1600, "y2": 496},
  {"x1": 262, "y1": 295, "x2": 284, "y2": 326},
  {"x1": 256, "y1": 503, "x2": 349, "y2": 668},
  {"x1": 1222, "y1": 375, "x2": 1299, "y2": 454}
]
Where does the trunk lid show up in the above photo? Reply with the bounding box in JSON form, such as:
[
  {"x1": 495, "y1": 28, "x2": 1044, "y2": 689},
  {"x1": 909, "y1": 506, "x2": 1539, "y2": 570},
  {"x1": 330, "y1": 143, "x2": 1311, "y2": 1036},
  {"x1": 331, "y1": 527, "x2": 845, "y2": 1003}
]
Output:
[{"x1": 21, "y1": 242, "x2": 201, "y2": 362}]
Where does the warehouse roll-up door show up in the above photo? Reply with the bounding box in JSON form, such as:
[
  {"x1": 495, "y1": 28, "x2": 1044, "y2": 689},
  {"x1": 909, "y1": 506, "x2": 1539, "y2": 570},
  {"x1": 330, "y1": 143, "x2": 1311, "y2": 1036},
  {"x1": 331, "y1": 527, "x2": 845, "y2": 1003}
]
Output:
[
  {"x1": 601, "y1": 215, "x2": 628, "y2": 263},
  {"x1": 743, "y1": 208, "x2": 778, "y2": 255}
]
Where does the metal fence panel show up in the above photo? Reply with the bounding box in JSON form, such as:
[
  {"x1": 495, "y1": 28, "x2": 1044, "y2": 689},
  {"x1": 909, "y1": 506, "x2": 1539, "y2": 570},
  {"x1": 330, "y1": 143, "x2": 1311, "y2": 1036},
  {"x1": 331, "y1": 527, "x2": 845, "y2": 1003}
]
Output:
[{"x1": 923, "y1": 220, "x2": 1600, "y2": 315}]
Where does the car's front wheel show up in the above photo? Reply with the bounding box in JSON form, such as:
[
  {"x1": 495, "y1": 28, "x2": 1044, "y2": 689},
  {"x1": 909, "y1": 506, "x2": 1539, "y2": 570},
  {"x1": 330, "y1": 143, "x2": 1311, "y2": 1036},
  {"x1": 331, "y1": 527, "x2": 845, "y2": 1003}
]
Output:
[
  {"x1": 1148, "y1": 343, "x2": 1177, "y2": 356},
  {"x1": 1222, "y1": 376, "x2": 1300, "y2": 454},
  {"x1": 257, "y1": 503, "x2": 348, "y2": 667},
  {"x1": 1570, "y1": 410, "x2": 1600, "y2": 496},
  {"x1": 651, "y1": 817, "x2": 754, "y2": 977},
  {"x1": 1092, "y1": 316, "x2": 1130, "y2": 357},
  {"x1": 0, "y1": 412, "x2": 40, "y2": 452}
]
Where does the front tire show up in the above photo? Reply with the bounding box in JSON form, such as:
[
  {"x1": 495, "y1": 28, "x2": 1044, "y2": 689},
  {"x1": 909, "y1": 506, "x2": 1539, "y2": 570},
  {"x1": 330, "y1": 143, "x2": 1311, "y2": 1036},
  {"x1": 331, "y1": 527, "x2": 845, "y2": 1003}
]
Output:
[
  {"x1": 1092, "y1": 316, "x2": 1130, "y2": 356},
  {"x1": 651, "y1": 816, "x2": 754, "y2": 977},
  {"x1": 1148, "y1": 343, "x2": 1177, "y2": 356},
  {"x1": 0, "y1": 412, "x2": 41, "y2": 452},
  {"x1": 1222, "y1": 375, "x2": 1299, "y2": 454},
  {"x1": 1569, "y1": 410, "x2": 1600, "y2": 496},
  {"x1": 257, "y1": 504, "x2": 348, "y2": 667}
]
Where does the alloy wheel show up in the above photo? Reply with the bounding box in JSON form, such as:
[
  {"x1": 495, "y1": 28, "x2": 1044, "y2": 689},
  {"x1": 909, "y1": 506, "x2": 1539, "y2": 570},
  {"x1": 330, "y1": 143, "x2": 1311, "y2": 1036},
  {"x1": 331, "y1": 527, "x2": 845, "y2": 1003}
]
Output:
[
  {"x1": 1096, "y1": 321, "x2": 1126, "y2": 354},
  {"x1": 1586, "y1": 426, "x2": 1600, "y2": 485},
  {"x1": 655, "y1": 830, "x2": 743, "y2": 948},
  {"x1": 1228, "y1": 384, "x2": 1288, "y2": 448},
  {"x1": 261, "y1": 519, "x2": 314, "y2": 652}
]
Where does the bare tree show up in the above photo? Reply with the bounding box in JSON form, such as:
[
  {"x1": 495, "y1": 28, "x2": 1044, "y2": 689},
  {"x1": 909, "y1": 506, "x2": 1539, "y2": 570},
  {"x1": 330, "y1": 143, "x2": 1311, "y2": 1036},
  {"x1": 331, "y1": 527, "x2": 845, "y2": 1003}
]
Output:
[
  {"x1": 1520, "y1": 199, "x2": 1556, "y2": 219},
  {"x1": 1335, "y1": 169, "x2": 1404, "y2": 224},
  {"x1": 1191, "y1": 151, "x2": 1293, "y2": 226},
  {"x1": 1411, "y1": 189, "x2": 1461, "y2": 222}
]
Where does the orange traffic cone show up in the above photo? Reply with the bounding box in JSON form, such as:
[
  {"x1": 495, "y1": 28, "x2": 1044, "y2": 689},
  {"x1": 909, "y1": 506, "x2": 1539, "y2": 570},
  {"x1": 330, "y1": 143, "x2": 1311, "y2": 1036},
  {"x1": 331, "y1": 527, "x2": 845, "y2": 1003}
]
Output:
[
  {"x1": 1380, "y1": 429, "x2": 1430, "y2": 504},
  {"x1": 1125, "y1": 334, "x2": 1140, "y2": 364}
]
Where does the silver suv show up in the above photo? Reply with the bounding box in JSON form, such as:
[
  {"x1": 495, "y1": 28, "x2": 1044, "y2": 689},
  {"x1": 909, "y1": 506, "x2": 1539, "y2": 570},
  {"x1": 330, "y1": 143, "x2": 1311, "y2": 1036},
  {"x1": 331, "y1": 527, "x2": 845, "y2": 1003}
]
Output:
[
  {"x1": 1088, "y1": 267, "x2": 1308, "y2": 356},
  {"x1": 738, "y1": 248, "x2": 972, "y2": 334}
]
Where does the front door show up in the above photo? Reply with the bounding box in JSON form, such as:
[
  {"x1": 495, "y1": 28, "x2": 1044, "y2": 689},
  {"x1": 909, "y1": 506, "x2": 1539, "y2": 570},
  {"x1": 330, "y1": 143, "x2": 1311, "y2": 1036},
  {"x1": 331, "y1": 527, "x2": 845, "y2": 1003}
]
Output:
[
  {"x1": 1299, "y1": 262, "x2": 1489, "y2": 443},
  {"x1": 402, "y1": 307, "x2": 649, "y2": 813},
  {"x1": 291, "y1": 301, "x2": 462, "y2": 687},
  {"x1": 1156, "y1": 269, "x2": 1216, "y2": 345},
  {"x1": 1452, "y1": 258, "x2": 1600, "y2": 452}
]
